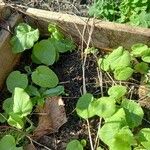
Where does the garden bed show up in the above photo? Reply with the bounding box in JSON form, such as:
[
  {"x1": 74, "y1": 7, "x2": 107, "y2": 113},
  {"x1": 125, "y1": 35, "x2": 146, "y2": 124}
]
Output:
[{"x1": 0, "y1": 3, "x2": 150, "y2": 150}]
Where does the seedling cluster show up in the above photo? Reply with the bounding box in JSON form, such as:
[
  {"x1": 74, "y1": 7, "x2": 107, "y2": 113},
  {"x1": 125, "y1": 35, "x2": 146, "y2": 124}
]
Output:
[
  {"x1": 89, "y1": 0, "x2": 150, "y2": 28},
  {"x1": 0, "y1": 23, "x2": 75, "y2": 149},
  {"x1": 67, "y1": 44, "x2": 150, "y2": 150}
]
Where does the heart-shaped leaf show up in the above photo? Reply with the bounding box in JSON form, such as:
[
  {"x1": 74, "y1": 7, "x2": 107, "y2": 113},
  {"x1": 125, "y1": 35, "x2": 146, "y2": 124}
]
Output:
[
  {"x1": 121, "y1": 98, "x2": 144, "y2": 128},
  {"x1": 66, "y1": 140, "x2": 83, "y2": 150},
  {"x1": 114, "y1": 67, "x2": 133, "y2": 80},
  {"x1": 32, "y1": 66, "x2": 59, "y2": 88},
  {"x1": 0, "y1": 135, "x2": 23, "y2": 150},
  {"x1": 3, "y1": 98, "x2": 13, "y2": 114},
  {"x1": 6, "y1": 71, "x2": 28, "y2": 93},
  {"x1": 108, "y1": 85, "x2": 127, "y2": 100},
  {"x1": 92, "y1": 97, "x2": 116, "y2": 118},
  {"x1": 32, "y1": 39, "x2": 56, "y2": 65},
  {"x1": 76, "y1": 93, "x2": 95, "y2": 119}
]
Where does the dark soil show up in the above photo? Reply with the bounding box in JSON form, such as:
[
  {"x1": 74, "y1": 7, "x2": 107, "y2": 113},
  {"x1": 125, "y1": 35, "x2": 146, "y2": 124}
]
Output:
[
  {"x1": 4, "y1": 0, "x2": 92, "y2": 17},
  {"x1": 37, "y1": 50, "x2": 100, "y2": 150}
]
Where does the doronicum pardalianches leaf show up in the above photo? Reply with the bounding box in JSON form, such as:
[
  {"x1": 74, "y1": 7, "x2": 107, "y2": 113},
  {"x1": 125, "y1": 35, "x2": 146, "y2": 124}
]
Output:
[
  {"x1": 13, "y1": 87, "x2": 32, "y2": 117},
  {"x1": 99, "y1": 47, "x2": 131, "y2": 72},
  {"x1": 31, "y1": 65, "x2": 59, "y2": 88},
  {"x1": 109, "y1": 49, "x2": 131, "y2": 71},
  {"x1": 134, "y1": 62, "x2": 149, "y2": 74},
  {"x1": 131, "y1": 43, "x2": 149, "y2": 57},
  {"x1": 0, "y1": 135, "x2": 23, "y2": 150},
  {"x1": 6, "y1": 71, "x2": 28, "y2": 93},
  {"x1": 25, "y1": 85, "x2": 41, "y2": 97},
  {"x1": 42, "y1": 85, "x2": 65, "y2": 97},
  {"x1": 32, "y1": 39, "x2": 56, "y2": 65},
  {"x1": 99, "y1": 108, "x2": 127, "y2": 146},
  {"x1": 142, "y1": 53, "x2": 150, "y2": 63},
  {"x1": 114, "y1": 66, "x2": 134, "y2": 80},
  {"x1": 98, "y1": 57, "x2": 110, "y2": 71},
  {"x1": 51, "y1": 38, "x2": 75, "y2": 53},
  {"x1": 91, "y1": 97, "x2": 116, "y2": 118},
  {"x1": 7, "y1": 113, "x2": 24, "y2": 129},
  {"x1": 109, "y1": 127, "x2": 134, "y2": 150},
  {"x1": 137, "y1": 128, "x2": 150, "y2": 149},
  {"x1": 31, "y1": 54, "x2": 41, "y2": 64},
  {"x1": 76, "y1": 93, "x2": 95, "y2": 119},
  {"x1": 66, "y1": 140, "x2": 83, "y2": 150},
  {"x1": 121, "y1": 98, "x2": 144, "y2": 128},
  {"x1": 108, "y1": 85, "x2": 127, "y2": 100},
  {"x1": 11, "y1": 23, "x2": 39, "y2": 53},
  {"x1": 3, "y1": 98, "x2": 13, "y2": 114}
]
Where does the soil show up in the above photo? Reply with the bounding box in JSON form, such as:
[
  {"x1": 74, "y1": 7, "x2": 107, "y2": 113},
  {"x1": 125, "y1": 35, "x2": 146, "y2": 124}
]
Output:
[{"x1": 4, "y1": 0, "x2": 92, "y2": 17}]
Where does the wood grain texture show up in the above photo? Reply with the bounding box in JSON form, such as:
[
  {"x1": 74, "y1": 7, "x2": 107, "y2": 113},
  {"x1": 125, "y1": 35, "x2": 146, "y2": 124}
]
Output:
[
  {"x1": 26, "y1": 8, "x2": 150, "y2": 50},
  {"x1": 0, "y1": 7, "x2": 22, "y2": 90}
]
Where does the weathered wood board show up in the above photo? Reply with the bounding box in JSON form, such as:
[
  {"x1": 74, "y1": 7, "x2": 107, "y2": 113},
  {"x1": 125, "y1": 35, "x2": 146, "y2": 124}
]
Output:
[
  {"x1": 0, "y1": 6, "x2": 22, "y2": 89},
  {"x1": 26, "y1": 8, "x2": 150, "y2": 50}
]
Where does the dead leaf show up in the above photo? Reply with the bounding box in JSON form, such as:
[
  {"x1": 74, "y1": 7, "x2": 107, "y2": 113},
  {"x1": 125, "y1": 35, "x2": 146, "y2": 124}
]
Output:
[
  {"x1": 138, "y1": 84, "x2": 150, "y2": 109},
  {"x1": 33, "y1": 96, "x2": 67, "y2": 139}
]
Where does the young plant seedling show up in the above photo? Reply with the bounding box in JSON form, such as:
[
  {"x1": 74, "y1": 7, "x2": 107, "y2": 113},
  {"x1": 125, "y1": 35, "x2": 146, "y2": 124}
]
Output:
[{"x1": 69, "y1": 85, "x2": 150, "y2": 150}]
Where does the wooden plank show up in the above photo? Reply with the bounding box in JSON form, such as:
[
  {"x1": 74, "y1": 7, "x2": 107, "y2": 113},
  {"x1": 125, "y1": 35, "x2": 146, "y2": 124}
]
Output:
[
  {"x1": 26, "y1": 8, "x2": 150, "y2": 50},
  {"x1": 0, "y1": 7, "x2": 22, "y2": 90}
]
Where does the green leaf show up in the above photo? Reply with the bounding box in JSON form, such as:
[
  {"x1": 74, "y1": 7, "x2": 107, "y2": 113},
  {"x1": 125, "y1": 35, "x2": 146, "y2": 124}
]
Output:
[
  {"x1": 13, "y1": 87, "x2": 32, "y2": 117},
  {"x1": 48, "y1": 24, "x2": 64, "y2": 40},
  {"x1": 85, "y1": 47, "x2": 98, "y2": 55},
  {"x1": 3, "y1": 98, "x2": 13, "y2": 114},
  {"x1": 98, "y1": 57, "x2": 110, "y2": 71},
  {"x1": 121, "y1": 99, "x2": 144, "y2": 128},
  {"x1": 134, "y1": 62, "x2": 149, "y2": 74},
  {"x1": 97, "y1": 147, "x2": 104, "y2": 150},
  {"x1": 76, "y1": 93, "x2": 95, "y2": 119},
  {"x1": 131, "y1": 43, "x2": 149, "y2": 57},
  {"x1": 66, "y1": 140, "x2": 83, "y2": 150},
  {"x1": 8, "y1": 113, "x2": 24, "y2": 129},
  {"x1": 37, "y1": 97, "x2": 45, "y2": 106},
  {"x1": 31, "y1": 54, "x2": 41, "y2": 64},
  {"x1": 32, "y1": 39, "x2": 56, "y2": 65},
  {"x1": 25, "y1": 85, "x2": 41, "y2": 97},
  {"x1": 142, "y1": 54, "x2": 150, "y2": 63},
  {"x1": 32, "y1": 65, "x2": 59, "y2": 88},
  {"x1": 108, "y1": 85, "x2": 127, "y2": 100},
  {"x1": 137, "y1": 128, "x2": 150, "y2": 149},
  {"x1": 114, "y1": 66, "x2": 133, "y2": 80},
  {"x1": 99, "y1": 108, "x2": 127, "y2": 146},
  {"x1": 51, "y1": 38, "x2": 75, "y2": 53},
  {"x1": 109, "y1": 127, "x2": 134, "y2": 150},
  {"x1": 109, "y1": 48, "x2": 131, "y2": 71},
  {"x1": 11, "y1": 23, "x2": 39, "y2": 53},
  {"x1": 0, "y1": 135, "x2": 23, "y2": 150},
  {"x1": 42, "y1": 85, "x2": 65, "y2": 97},
  {"x1": 6, "y1": 71, "x2": 28, "y2": 93},
  {"x1": 92, "y1": 97, "x2": 116, "y2": 118},
  {"x1": 99, "y1": 47, "x2": 131, "y2": 72}
]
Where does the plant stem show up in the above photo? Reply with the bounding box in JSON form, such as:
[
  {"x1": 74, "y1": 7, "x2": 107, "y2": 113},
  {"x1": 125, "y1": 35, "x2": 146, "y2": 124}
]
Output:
[
  {"x1": 26, "y1": 135, "x2": 52, "y2": 150},
  {"x1": 93, "y1": 118, "x2": 102, "y2": 150},
  {"x1": 87, "y1": 119, "x2": 94, "y2": 150},
  {"x1": 82, "y1": 53, "x2": 87, "y2": 94}
]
